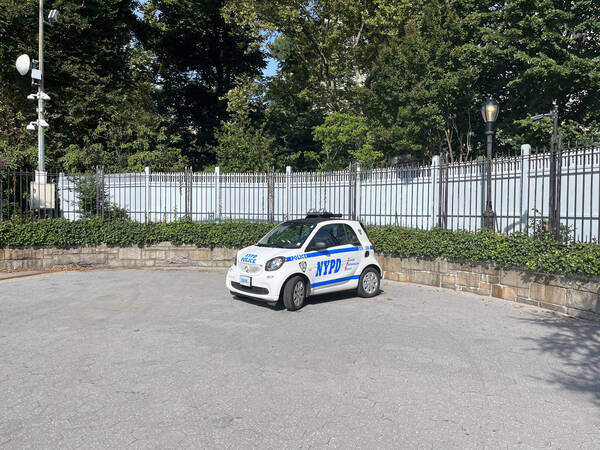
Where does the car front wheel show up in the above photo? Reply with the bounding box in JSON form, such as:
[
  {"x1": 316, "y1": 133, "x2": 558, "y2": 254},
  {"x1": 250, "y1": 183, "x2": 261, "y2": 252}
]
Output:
[
  {"x1": 282, "y1": 276, "x2": 307, "y2": 311},
  {"x1": 357, "y1": 267, "x2": 380, "y2": 298}
]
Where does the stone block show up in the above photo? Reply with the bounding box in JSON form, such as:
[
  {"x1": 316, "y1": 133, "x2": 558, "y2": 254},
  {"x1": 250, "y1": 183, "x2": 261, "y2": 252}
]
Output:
[
  {"x1": 441, "y1": 274, "x2": 456, "y2": 290},
  {"x1": 166, "y1": 249, "x2": 191, "y2": 264},
  {"x1": 211, "y1": 247, "x2": 235, "y2": 261},
  {"x1": 95, "y1": 246, "x2": 118, "y2": 255},
  {"x1": 413, "y1": 271, "x2": 440, "y2": 287},
  {"x1": 470, "y1": 264, "x2": 501, "y2": 276},
  {"x1": 566, "y1": 290, "x2": 599, "y2": 314},
  {"x1": 492, "y1": 285, "x2": 516, "y2": 301},
  {"x1": 436, "y1": 258, "x2": 448, "y2": 274},
  {"x1": 456, "y1": 271, "x2": 480, "y2": 288},
  {"x1": 462, "y1": 286, "x2": 485, "y2": 296},
  {"x1": 384, "y1": 271, "x2": 399, "y2": 281},
  {"x1": 0, "y1": 248, "x2": 3, "y2": 260},
  {"x1": 190, "y1": 248, "x2": 212, "y2": 261},
  {"x1": 5, "y1": 248, "x2": 43, "y2": 260},
  {"x1": 479, "y1": 282, "x2": 491, "y2": 294},
  {"x1": 387, "y1": 257, "x2": 404, "y2": 274},
  {"x1": 448, "y1": 261, "x2": 471, "y2": 273},
  {"x1": 500, "y1": 269, "x2": 530, "y2": 290},
  {"x1": 538, "y1": 302, "x2": 566, "y2": 314},
  {"x1": 396, "y1": 272, "x2": 414, "y2": 283},
  {"x1": 53, "y1": 254, "x2": 105, "y2": 266},
  {"x1": 530, "y1": 283, "x2": 566, "y2": 306},
  {"x1": 4, "y1": 260, "x2": 27, "y2": 269},
  {"x1": 519, "y1": 297, "x2": 540, "y2": 307},
  {"x1": 143, "y1": 249, "x2": 167, "y2": 260},
  {"x1": 482, "y1": 274, "x2": 500, "y2": 284},
  {"x1": 119, "y1": 247, "x2": 142, "y2": 260}
]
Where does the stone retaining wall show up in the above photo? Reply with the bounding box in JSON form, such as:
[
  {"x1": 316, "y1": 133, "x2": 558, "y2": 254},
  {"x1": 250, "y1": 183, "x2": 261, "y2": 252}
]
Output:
[
  {"x1": 0, "y1": 244, "x2": 237, "y2": 270},
  {"x1": 378, "y1": 256, "x2": 600, "y2": 321},
  {"x1": 1, "y1": 245, "x2": 598, "y2": 320}
]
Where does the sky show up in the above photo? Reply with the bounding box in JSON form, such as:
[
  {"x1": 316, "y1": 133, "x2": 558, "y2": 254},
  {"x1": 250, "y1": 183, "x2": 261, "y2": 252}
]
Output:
[{"x1": 263, "y1": 58, "x2": 278, "y2": 78}]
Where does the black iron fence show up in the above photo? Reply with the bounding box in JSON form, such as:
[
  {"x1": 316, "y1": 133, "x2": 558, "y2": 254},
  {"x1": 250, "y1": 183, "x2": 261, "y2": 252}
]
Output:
[{"x1": 1, "y1": 144, "x2": 599, "y2": 243}]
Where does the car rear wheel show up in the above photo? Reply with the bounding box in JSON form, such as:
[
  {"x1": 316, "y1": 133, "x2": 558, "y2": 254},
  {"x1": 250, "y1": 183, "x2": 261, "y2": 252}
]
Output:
[
  {"x1": 282, "y1": 276, "x2": 306, "y2": 311},
  {"x1": 357, "y1": 267, "x2": 380, "y2": 298}
]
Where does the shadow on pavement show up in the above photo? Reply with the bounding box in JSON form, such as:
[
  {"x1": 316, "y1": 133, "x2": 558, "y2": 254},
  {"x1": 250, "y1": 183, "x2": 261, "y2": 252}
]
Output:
[
  {"x1": 520, "y1": 315, "x2": 600, "y2": 406},
  {"x1": 232, "y1": 289, "x2": 385, "y2": 309}
]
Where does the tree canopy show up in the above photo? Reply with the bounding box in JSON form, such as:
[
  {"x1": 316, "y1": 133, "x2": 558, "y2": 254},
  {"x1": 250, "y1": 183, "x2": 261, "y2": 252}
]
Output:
[{"x1": 1, "y1": 0, "x2": 598, "y2": 172}]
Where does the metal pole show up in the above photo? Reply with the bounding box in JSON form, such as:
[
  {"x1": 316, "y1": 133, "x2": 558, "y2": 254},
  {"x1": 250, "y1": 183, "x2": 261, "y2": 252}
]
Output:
[
  {"x1": 38, "y1": 0, "x2": 45, "y2": 173},
  {"x1": 549, "y1": 101, "x2": 559, "y2": 240},
  {"x1": 483, "y1": 124, "x2": 496, "y2": 230}
]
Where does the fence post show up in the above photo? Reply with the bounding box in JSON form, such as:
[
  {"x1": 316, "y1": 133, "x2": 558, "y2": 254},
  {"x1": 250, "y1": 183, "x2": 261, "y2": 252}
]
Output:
[
  {"x1": 214, "y1": 166, "x2": 220, "y2": 222},
  {"x1": 431, "y1": 155, "x2": 440, "y2": 229},
  {"x1": 286, "y1": 166, "x2": 292, "y2": 220},
  {"x1": 267, "y1": 167, "x2": 275, "y2": 222},
  {"x1": 0, "y1": 175, "x2": 3, "y2": 221},
  {"x1": 354, "y1": 163, "x2": 361, "y2": 220},
  {"x1": 184, "y1": 166, "x2": 192, "y2": 220},
  {"x1": 95, "y1": 166, "x2": 104, "y2": 218},
  {"x1": 144, "y1": 166, "x2": 151, "y2": 223},
  {"x1": 520, "y1": 145, "x2": 530, "y2": 234}
]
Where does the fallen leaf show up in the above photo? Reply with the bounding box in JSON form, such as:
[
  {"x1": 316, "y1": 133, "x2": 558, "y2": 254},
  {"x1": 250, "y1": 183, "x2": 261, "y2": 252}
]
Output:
[
  {"x1": 133, "y1": 328, "x2": 140, "y2": 332},
  {"x1": 531, "y1": 309, "x2": 538, "y2": 313}
]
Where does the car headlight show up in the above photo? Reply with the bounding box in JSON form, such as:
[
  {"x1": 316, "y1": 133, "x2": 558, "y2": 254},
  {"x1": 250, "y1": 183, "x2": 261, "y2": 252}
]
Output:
[{"x1": 265, "y1": 256, "x2": 285, "y2": 271}]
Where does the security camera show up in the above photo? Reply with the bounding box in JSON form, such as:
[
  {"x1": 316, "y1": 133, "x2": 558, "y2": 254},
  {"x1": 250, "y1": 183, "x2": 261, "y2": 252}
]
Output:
[
  {"x1": 26, "y1": 122, "x2": 36, "y2": 131},
  {"x1": 39, "y1": 119, "x2": 49, "y2": 128},
  {"x1": 40, "y1": 92, "x2": 50, "y2": 101},
  {"x1": 27, "y1": 94, "x2": 37, "y2": 100},
  {"x1": 530, "y1": 113, "x2": 548, "y2": 122},
  {"x1": 48, "y1": 10, "x2": 60, "y2": 24}
]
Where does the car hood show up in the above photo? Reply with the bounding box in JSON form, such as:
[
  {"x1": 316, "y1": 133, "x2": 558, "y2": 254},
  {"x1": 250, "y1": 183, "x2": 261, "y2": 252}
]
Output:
[{"x1": 236, "y1": 245, "x2": 300, "y2": 266}]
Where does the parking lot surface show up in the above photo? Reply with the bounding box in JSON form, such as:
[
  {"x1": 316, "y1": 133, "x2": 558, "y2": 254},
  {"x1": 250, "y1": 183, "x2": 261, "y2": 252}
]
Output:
[{"x1": 1, "y1": 269, "x2": 599, "y2": 449}]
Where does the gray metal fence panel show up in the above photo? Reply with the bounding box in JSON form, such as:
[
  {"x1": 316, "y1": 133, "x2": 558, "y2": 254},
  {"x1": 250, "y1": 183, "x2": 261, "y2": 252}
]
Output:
[{"x1": 2, "y1": 144, "x2": 599, "y2": 243}]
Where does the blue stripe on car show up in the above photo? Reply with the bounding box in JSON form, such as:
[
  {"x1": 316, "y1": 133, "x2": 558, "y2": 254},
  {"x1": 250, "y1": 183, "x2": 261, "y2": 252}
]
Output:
[
  {"x1": 285, "y1": 246, "x2": 362, "y2": 262},
  {"x1": 311, "y1": 275, "x2": 360, "y2": 288}
]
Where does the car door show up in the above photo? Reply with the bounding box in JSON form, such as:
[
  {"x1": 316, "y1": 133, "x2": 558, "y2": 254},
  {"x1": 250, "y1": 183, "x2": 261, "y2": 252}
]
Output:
[
  {"x1": 305, "y1": 223, "x2": 362, "y2": 291},
  {"x1": 338, "y1": 224, "x2": 364, "y2": 279}
]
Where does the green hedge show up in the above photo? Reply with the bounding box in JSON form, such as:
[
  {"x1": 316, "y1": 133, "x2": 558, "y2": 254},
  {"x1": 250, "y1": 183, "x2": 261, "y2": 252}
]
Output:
[
  {"x1": 367, "y1": 226, "x2": 600, "y2": 278},
  {"x1": 0, "y1": 218, "x2": 274, "y2": 249},
  {"x1": 1, "y1": 219, "x2": 599, "y2": 278}
]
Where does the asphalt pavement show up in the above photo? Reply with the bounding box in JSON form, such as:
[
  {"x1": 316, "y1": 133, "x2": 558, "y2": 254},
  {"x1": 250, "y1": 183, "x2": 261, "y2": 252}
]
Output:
[{"x1": 1, "y1": 269, "x2": 599, "y2": 449}]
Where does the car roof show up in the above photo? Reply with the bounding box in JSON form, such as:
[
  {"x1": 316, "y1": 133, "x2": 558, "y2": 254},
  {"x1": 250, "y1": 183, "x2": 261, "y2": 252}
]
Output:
[{"x1": 281, "y1": 218, "x2": 358, "y2": 225}]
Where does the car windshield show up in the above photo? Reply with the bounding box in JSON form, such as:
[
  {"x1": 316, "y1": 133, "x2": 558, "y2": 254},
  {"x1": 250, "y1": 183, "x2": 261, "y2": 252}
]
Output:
[{"x1": 256, "y1": 222, "x2": 316, "y2": 249}]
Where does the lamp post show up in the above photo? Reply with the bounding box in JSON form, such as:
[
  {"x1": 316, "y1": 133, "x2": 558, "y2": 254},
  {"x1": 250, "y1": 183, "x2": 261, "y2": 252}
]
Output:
[
  {"x1": 531, "y1": 101, "x2": 560, "y2": 239},
  {"x1": 15, "y1": 1, "x2": 59, "y2": 178},
  {"x1": 481, "y1": 97, "x2": 500, "y2": 231}
]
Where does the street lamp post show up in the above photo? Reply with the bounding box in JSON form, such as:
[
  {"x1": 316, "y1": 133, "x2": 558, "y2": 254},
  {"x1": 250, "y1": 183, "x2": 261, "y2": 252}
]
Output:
[
  {"x1": 15, "y1": 0, "x2": 59, "y2": 178},
  {"x1": 531, "y1": 101, "x2": 560, "y2": 239},
  {"x1": 481, "y1": 97, "x2": 500, "y2": 231}
]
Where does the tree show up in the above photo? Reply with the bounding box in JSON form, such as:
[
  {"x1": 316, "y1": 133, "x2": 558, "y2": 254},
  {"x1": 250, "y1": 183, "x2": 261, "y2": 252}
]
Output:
[
  {"x1": 213, "y1": 77, "x2": 275, "y2": 172},
  {"x1": 312, "y1": 112, "x2": 382, "y2": 169},
  {"x1": 139, "y1": 0, "x2": 266, "y2": 169},
  {"x1": 486, "y1": 0, "x2": 600, "y2": 150},
  {"x1": 0, "y1": 1, "x2": 39, "y2": 169},
  {"x1": 223, "y1": 0, "x2": 411, "y2": 112},
  {"x1": 367, "y1": 0, "x2": 492, "y2": 162}
]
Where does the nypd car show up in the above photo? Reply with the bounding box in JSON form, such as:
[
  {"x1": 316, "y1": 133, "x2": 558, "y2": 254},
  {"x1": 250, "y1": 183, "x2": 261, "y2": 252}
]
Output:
[{"x1": 226, "y1": 212, "x2": 381, "y2": 310}]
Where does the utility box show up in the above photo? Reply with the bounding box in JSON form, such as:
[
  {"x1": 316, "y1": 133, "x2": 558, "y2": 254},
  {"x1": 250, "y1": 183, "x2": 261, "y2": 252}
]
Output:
[{"x1": 30, "y1": 181, "x2": 56, "y2": 209}]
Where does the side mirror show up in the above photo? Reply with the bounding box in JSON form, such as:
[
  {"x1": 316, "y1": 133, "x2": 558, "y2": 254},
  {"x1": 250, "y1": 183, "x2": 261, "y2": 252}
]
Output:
[{"x1": 311, "y1": 241, "x2": 328, "y2": 251}]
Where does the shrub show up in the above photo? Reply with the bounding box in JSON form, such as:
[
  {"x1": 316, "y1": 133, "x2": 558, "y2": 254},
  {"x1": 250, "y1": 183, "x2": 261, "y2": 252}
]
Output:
[{"x1": 0, "y1": 219, "x2": 599, "y2": 278}]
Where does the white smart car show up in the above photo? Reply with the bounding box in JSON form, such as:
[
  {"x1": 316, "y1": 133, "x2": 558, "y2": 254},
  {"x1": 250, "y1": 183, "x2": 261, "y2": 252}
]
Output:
[{"x1": 226, "y1": 212, "x2": 381, "y2": 310}]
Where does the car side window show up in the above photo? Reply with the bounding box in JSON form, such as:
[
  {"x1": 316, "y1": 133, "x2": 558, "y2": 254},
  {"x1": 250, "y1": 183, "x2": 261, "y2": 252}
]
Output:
[
  {"x1": 344, "y1": 225, "x2": 361, "y2": 246},
  {"x1": 307, "y1": 224, "x2": 347, "y2": 250}
]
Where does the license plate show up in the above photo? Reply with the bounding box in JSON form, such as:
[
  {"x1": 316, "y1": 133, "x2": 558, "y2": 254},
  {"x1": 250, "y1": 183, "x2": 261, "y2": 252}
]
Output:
[{"x1": 240, "y1": 276, "x2": 252, "y2": 287}]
